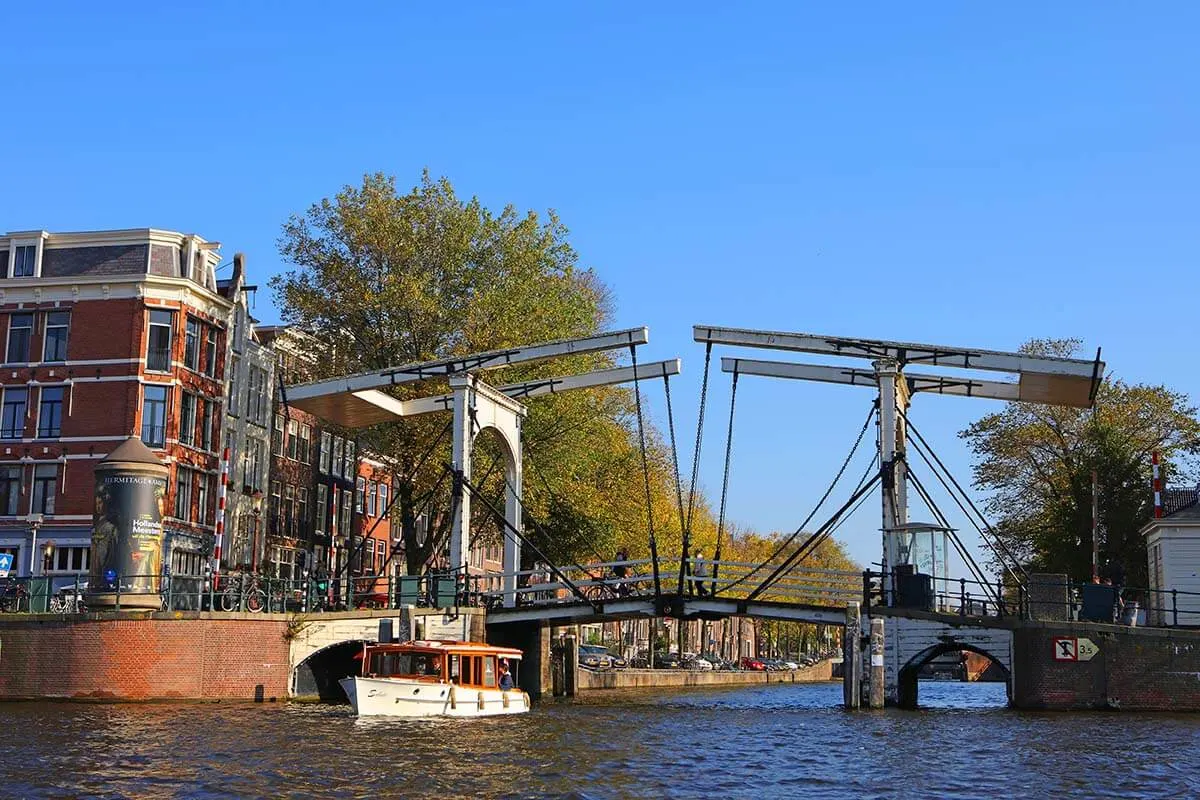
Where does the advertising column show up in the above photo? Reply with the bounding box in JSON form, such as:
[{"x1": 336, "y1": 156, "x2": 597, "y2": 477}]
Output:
[{"x1": 87, "y1": 437, "x2": 170, "y2": 610}]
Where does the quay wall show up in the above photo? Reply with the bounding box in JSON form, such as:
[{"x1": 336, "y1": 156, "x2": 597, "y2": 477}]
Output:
[
  {"x1": 0, "y1": 613, "x2": 291, "y2": 701},
  {"x1": 1013, "y1": 620, "x2": 1200, "y2": 711},
  {"x1": 579, "y1": 661, "x2": 832, "y2": 691}
]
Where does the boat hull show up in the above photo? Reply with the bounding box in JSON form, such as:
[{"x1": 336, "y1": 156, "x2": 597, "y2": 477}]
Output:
[{"x1": 339, "y1": 676, "x2": 530, "y2": 718}]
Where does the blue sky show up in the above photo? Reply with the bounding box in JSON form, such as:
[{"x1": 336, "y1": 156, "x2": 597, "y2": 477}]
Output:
[{"x1": 3, "y1": 2, "x2": 1198, "y2": 572}]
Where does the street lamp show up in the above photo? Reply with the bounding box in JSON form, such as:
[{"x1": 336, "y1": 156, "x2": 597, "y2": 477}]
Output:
[
  {"x1": 26, "y1": 513, "x2": 43, "y2": 576},
  {"x1": 249, "y1": 489, "x2": 264, "y2": 573},
  {"x1": 42, "y1": 540, "x2": 55, "y2": 576}
]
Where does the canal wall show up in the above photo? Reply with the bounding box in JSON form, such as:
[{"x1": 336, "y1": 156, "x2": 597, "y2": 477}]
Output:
[
  {"x1": 578, "y1": 660, "x2": 833, "y2": 691},
  {"x1": 1012, "y1": 620, "x2": 1200, "y2": 711},
  {"x1": 0, "y1": 612, "x2": 291, "y2": 701}
]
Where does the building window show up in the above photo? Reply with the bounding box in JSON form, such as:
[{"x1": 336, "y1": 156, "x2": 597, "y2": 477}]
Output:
[
  {"x1": 141, "y1": 385, "x2": 169, "y2": 447},
  {"x1": 46, "y1": 546, "x2": 89, "y2": 574},
  {"x1": 6, "y1": 313, "x2": 32, "y2": 364},
  {"x1": 197, "y1": 473, "x2": 211, "y2": 526},
  {"x1": 31, "y1": 464, "x2": 57, "y2": 515},
  {"x1": 297, "y1": 424, "x2": 311, "y2": 465},
  {"x1": 320, "y1": 432, "x2": 332, "y2": 474},
  {"x1": 343, "y1": 440, "x2": 356, "y2": 479},
  {"x1": 204, "y1": 327, "x2": 218, "y2": 378},
  {"x1": 332, "y1": 437, "x2": 344, "y2": 479},
  {"x1": 0, "y1": 466, "x2": 21, "y2": 515},
  {"x1": 179, "y1": 393, "x2": 197, "y2": 447},
  {"x1": 228, "y1": 355, "x2": 241, "y2": 416},
  {"x1": 184, "y1": 318, "x2": 201, "y2": 372},
  {"x1": 175, "y1": 467, "x2": 194, "y2": 521},
  {"x1": 315, "y1": 484, "x2": 328, "y2": 535},
  {"x1": 43, "y1": 312, "x2": 69, "y2": 362},
  {"x1": 37, "y1": 387, "x2": 64, "y2": 438},
  {"x1": 286, "y1": 419, "x2": 299, "y2": 460},
  {"x1": 355, "y1": 477, "x2": 365, "y2": 513},
  {"x1": 298, "y1": 487, "x2": 309, "y2": 533},
  {"x1": 284, "y1": 485, "x2": 296, "y2": 536},
  {"x1": 200, "y1": 398, "x2": 214, "y2": 451},
  {"x1": 378, "y1": 483, "x2": 389, "y2": 517},
  {"x1": 247, "y1": 366, "x2": 268, "y2": 425},
  {"x1": 146, "y1": 310, "x2": 173, "y2": 372},
  {"x1": 271, "y1": 413, "x2": 284, "y2": 457},
  {"x1": 243, "y1": 436, "x2": 264, "y2": 492},
  {"x1": 1, "y1": 388, "x2": 26, "y2": 439},
  {"x1": 367, "y1": 482, "x2": 377, "y2": 517},
  {"x1": 339, "y1": 489, "x2": 352, "y2": 539},
  {"x1": 12, "y1": 245, "x2": 37, "y2": 278}
]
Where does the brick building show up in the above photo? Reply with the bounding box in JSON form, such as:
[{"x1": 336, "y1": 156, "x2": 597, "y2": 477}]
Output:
[{"x1": 0, "y1": 228, "x2": 267, "y2": 589}]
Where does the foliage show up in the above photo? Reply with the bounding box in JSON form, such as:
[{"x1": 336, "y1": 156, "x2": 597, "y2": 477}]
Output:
[
  {"x1": 272, "y1": 172, "x2": 692, "y2": 571},
  {"x1": 961, "y1": 338, "x2": 1200, "y2": 585}
]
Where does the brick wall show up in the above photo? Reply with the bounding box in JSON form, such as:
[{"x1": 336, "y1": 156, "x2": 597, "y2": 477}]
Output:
[
  {"x1": 0, "y1": 614, "x2": 290, "y2": 701},
  {"x1": 1013, "y1": 621, "x2": 1200, "y2": 710}
]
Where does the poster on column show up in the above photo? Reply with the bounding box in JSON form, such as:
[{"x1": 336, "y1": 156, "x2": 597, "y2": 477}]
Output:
[{"x1": 91, "y1": 473, "x2": 168, "y2": 595}]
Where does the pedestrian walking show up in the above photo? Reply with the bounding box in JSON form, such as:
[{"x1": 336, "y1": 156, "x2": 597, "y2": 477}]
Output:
[{"x1": 692, "y1": 549, "x2": 710, "y2": 597}]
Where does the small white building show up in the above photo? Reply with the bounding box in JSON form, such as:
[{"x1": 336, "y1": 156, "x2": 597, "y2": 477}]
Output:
[{"x1": 1142, "y1": 488, "x2": 1200, "y2": 626}]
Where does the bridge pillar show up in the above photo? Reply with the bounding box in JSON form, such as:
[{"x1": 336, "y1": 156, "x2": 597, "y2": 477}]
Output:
[
  {"x1": 843, "y1": 601, "x2": 861, "y2": 709},
  {"x1": 868, "y1": 617, "x2": 885, "y2": 708},
  {"x1": 486, "y1": 618, "x2": 552, "y2": 699}
]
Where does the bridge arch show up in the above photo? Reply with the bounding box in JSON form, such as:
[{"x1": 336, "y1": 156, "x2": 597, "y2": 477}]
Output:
[
  {"x1": 292, "y1": 639, "x2": 366, "y2": 702},
  {"x1": 897, "y1": 640, "x2": 1010, "y2": 709}
]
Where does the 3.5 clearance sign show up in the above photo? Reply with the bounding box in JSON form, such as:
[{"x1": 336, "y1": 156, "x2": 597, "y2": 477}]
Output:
[{"x1": 1052, "y1": 637, "x2": 1099, "y2": 662}]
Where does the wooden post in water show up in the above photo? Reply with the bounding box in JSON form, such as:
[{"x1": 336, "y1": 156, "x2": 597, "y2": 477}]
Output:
[
  {"x1": 869, "y1": 618, "x2": 885, "y2": 709},
  {"x1": 843, "y1": 601, "x2": 861, "y2": 709},
  {"x1": 563, "y1": 634, "x2": 578, "y2": 697}
]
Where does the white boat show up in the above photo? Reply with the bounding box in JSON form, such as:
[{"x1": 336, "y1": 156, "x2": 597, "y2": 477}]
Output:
[{"x1": 339, "y1": 639, "x2": 530, "y2": 718}]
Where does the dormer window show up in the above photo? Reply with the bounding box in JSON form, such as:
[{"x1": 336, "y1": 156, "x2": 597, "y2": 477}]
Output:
[{"x1": 8, "y1": 241, "x2": 40, "y2": 278}]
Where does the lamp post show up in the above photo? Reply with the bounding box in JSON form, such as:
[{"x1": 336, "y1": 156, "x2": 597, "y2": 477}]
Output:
[{"x1": 26, "y1": 513, "x2": 43, "y2": 576}]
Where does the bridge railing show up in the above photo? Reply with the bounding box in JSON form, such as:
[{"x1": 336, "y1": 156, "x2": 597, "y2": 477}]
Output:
[
  {"x1": 472, "y1": 558, "x2": 864, "y2": 608},
  {"x1": 863, "y1": 570, "x2": 1023, "y2": 620}
]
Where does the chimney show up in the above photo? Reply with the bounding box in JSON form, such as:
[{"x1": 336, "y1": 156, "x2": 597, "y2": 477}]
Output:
[{"x1": 232, "y1": 252, "x2": 246, "y2": 287}]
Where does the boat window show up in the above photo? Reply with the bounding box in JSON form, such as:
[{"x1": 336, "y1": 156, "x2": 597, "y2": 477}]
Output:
[
  {"x1": 483, "y1": 657, "x2": 496, "y2": 688},
  {"x1": 449, "y1": 654, "x2": 460, "y2": 683},
  {"x1": 461, "y1": 655, "x2": 473, "y2": 686},
  {"x1": 368, "y1": 652, "x2": 401, "y2": 676}
]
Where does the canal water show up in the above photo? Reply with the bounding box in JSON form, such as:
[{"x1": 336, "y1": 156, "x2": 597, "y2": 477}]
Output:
[{"x1": 2, "y1": 682, "x2": 1198, "y2": 799}]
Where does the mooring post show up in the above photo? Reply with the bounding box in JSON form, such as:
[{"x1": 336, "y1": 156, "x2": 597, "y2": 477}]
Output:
[
  {"x1": 869, "y1": 617, "x2": 885, "y2": 709},
  {"x1": 563, "y1": 634, "x2": 578, "y2": 697},
  {"x1": 843, "y1": 601, "x2": 861, "y2": 710}
]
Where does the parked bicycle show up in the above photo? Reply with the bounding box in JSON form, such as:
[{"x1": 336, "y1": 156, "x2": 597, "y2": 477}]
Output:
[
  {"x1": 220, "y1": 573, "x2": 267, "y2": 613},
  {"x1": 1, "y1": 579, "x2": 28, "y2": 613}
]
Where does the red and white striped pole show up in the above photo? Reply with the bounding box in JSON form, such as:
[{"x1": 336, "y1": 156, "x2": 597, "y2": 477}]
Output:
[
  {"x1": 1152, "y1": 451, "x2": 1163, "y2": 518},
  {"x1": 213, "y1": 447, "x2": 229, "y2": 576}
]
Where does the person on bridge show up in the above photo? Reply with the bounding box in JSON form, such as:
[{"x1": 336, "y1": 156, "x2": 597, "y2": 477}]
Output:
[
  {"x1": 613, "y1": 549, "x2": 630, "y2": 596},
  {"x1": 692, "y1": 549, "x2": 710, "y2": 597}
]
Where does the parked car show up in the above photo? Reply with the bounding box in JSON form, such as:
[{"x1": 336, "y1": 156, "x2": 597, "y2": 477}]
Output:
[
  {"x1": 782, "y1": 660, "x2": 799, "y2": 670},
  {"x1": 740, "y1": 657, "x2": 767, "y2": 671},
  {"x1": 655, "y1": 652, "x2": 682, "y2": 669},
  {"x1": 579, "y1": 644, "x2": 625, "y2": 671},
  {"x1": 682, "y1": 655, "x2": 713, "y2": 671},
  {"x1": 701, "y1": 653, "x2": 735, "y2": 671}
]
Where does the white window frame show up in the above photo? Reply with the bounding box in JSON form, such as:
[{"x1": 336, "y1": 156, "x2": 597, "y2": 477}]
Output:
[{"x1": 8, "y1": 239, "x2": 43, "y2": 279}]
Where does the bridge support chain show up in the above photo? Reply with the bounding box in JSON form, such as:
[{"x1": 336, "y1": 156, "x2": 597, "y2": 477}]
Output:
[
  {"x1": 868, "y1": 617, "x2": 885, "y2": 709},
  {"x1": 843, "y1": 601, "x2": 861, "y2": 710}
]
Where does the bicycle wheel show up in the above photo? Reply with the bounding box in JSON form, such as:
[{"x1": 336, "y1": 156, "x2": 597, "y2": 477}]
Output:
[
  {"x1": 246, "y1": 589, "x2": 267, "y2": 613},
  {"x1": 220, "y1": 588, "x2": 238, "y2": 612}
]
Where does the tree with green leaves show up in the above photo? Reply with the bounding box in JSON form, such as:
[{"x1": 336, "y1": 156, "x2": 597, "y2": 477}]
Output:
[
  {"x1": 271, "y1": 171, "x2": 690, "y2": 574},
  {"x1": 961, "y1": 338, "x2": 1200, "y2": 586}
]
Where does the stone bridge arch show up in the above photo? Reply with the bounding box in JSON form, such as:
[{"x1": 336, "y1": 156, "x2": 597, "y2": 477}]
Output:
[
  {"x1": 896, "y1": 639, "x2": 1012, "y2": 709},
  {"x1": 882, "y1": 616, "x2": 1013, "y2": 707}
]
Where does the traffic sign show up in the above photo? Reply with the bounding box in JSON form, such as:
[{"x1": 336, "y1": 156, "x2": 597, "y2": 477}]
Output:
[
  {"x1": 1053, "y1": 637, "x2": 1077, "y2": 661},
  {"x1": 0, "y1": 552, "x2": 12, "y2": 578},
  {"x1": 1052, "y1": 636, "x2": 1100, "y2": 662}
]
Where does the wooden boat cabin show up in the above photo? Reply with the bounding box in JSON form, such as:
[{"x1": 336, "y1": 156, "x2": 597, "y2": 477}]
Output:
[{"x1": 361, "y1": 640, "x2": 523, "y2": 689}]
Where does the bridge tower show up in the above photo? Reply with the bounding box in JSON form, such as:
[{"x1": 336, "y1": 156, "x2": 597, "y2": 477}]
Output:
[{"x1": 286, "y1": 328, "x2": 681, "y2": 608}]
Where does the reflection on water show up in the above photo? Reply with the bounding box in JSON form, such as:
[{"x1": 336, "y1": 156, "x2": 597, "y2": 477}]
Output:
[{"x1": 1, "y1": 682, "x2": 1198, "y2": 799}]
